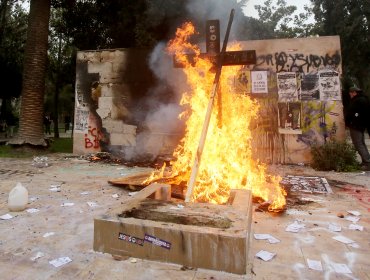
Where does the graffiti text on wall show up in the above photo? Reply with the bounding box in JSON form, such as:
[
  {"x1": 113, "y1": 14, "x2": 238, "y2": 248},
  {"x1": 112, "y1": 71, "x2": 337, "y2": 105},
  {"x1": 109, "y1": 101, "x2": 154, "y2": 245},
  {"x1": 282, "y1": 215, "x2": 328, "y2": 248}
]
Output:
[
  {"x1": 257, "y1": 51, "x2": 341, "y2": 72},
  {"x1": 84, "y1": 126, "x2": 101, "y2": 149}
]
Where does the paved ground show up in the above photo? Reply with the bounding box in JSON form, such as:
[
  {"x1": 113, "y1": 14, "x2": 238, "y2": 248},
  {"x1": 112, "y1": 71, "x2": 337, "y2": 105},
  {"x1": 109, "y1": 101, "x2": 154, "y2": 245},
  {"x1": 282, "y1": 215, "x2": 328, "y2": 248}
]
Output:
[{"x1": 0, "y1": 155, "x2": 369, "y2": 280}]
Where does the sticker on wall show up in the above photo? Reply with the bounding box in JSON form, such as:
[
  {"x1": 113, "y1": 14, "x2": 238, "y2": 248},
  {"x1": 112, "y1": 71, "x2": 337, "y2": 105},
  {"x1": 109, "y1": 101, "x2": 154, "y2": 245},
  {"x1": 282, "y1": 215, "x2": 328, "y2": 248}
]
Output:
[
  {"x1": 318, "y1": 70, "x2": 341, "y2": 101},
  {"x1": 118, "y1": 232, "x2": 144, "y2": 246},
  {"x1": 278, "y1": 102, "x2": 302, "y2": 134},
  {"x1": 301, "y1": 73, "x2": 320, "y2": 100},
  {"x1": 251, "y1": 71, "x2": 268, "y2": 94},
  {"x1": 144, "y1": 234, "x2": 171, "y2": 249},
  {"x1": 277, "y1": 72, "x2": 299, "y2": 102},
  {"x1": 234, "y1": 69, "x2": 251, "y2": 94}
]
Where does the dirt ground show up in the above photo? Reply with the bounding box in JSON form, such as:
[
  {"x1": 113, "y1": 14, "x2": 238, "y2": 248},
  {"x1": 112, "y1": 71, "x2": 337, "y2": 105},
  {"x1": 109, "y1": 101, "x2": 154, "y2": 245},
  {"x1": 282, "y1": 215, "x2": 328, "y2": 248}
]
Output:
[{"x1": 0, "y1": 154, "x2": 369, "y2": 280}]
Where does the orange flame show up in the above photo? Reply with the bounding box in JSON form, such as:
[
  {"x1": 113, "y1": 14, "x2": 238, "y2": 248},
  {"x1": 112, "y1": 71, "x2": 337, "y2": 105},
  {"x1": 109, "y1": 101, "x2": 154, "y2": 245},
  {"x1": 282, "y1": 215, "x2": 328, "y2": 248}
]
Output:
[{"x1": 155, "y1": 22, "x2": 286, "y2": 211}]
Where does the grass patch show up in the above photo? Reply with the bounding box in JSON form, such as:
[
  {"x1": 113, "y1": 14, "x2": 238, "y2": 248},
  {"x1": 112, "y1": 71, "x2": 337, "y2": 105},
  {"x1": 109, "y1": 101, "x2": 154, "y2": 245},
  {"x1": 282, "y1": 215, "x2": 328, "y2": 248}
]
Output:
[{"x1": 0, "y1": 137, "x2": 73, "y2": 158}]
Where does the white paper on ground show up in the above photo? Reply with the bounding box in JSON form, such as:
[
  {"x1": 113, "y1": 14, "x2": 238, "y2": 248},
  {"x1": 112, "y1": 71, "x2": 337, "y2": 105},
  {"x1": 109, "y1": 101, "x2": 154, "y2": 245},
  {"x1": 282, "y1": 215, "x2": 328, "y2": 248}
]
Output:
[
  {"x1": 112, "y1": 194, "x2": 119, "y2": 198},
  {"x1": 332, "y1": 263, "x2": 352, "y2": 274},
  {"x1": 61, "y1": 202, "x2": 74, "y2": 207},
  {"x1": 347, "y1": 210, "x2": 361, "y2": 216},
  {"x1": 307, "y1": 259, "x2": 323, "y2": 271},
  {"x1": 0, "y1": 214, "x2": 13, "y2": 220},
  {"x1": 87, "y1": 202, "x2": 98, "y2": 207},
  {"x1": 328, "y1": 223, "x2": 341, "y2": 232},
  {"x1": 43, "y1": 232, "x2": 55, "y2": 238},
  {"x1": 128, "y1": 192, "x2": 138, "y2": 196},
  {"x1": 49, "y1": 257, "x2": 72, "y2": 268},
  {"x1": 345, "y1": 216, "x2": 360, "y2": 223},
  {"x1": 254, "y1": 234, "x2": 280, "y2": 244},
  {"x1": 332, "y1": 235, "x2": 355, "y2": 244},
  {"x1": 80, "y1": 191, "x2": 89, "y2": 195},
  {"x1": 349, "y1": 224, "x2": 364, "y2": 231},
  {"x1": 49, "y1": 185, "x2": 61, "y2": 192},
  {"x1": 255, "y1": 250, "x2": 276, "y2": 261},
  {"x1": 26, "y1": 208, "x2": 40, "y2": 213},
  {"x1": 285, "y1": 221, "x2": 305, "y2": 233},
  {"x1": 31, "y1": 252, "x2": 45, "y2": 261}
]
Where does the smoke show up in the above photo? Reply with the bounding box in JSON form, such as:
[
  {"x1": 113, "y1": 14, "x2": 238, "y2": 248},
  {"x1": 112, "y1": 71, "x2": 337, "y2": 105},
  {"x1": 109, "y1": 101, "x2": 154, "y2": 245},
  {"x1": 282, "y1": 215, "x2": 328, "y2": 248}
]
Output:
[{"x1": 122, "y1": 1, "x2": 245, "y2": 162}]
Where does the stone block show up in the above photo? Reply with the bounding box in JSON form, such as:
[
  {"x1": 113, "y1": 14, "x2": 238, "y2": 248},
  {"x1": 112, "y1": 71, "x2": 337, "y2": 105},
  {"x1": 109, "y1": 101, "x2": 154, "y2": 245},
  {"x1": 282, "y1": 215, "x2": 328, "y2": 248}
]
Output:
[
  {"x1": 98, "y1": 96, "x2": 113, "y2": 109},
  {"x1": 88, "y1": 62, "x2": 113, "y2": 75},
  {"x1": 96, "y1": 108, "x2": 111, "y2": 119},
  {"x1": 110, "y1": 133, "x2": 136, "y2": 146}
]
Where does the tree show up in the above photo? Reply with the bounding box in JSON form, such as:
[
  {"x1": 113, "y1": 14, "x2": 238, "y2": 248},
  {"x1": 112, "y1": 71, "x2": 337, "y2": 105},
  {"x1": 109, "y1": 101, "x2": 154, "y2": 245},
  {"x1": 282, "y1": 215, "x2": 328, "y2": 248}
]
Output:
[
  {"x1": 9, "y1": 0, "x2": 51, "y2": 146},
  {"x1": 310, "y1": 0, "x2": 370, "y2": 93}
]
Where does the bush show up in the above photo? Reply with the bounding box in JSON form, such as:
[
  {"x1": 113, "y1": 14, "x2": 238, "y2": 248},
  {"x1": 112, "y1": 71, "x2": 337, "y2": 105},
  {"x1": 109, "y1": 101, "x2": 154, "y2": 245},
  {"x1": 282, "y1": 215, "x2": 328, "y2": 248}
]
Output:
[{"x1": 310, "y1": 139, "x2": 360, "y2": 172}]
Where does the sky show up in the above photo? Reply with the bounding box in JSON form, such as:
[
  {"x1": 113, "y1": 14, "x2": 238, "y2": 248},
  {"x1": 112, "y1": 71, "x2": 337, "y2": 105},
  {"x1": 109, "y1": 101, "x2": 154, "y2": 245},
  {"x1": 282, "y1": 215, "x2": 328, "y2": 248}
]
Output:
[{"x1": 243, "y1": 0, "x2": 311, "y2": 19}]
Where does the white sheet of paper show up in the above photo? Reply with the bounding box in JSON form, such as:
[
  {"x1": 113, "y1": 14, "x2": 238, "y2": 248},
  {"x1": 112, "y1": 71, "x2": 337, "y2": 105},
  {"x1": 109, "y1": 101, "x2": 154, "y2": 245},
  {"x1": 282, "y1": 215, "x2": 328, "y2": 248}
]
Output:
[
  {"x1": 328, "y1": 223, "x2": 341, "y2": 232},
  {"x1": 80, "y1": 191, "x2": 89, "y2": 195},
  {"x1": 345, "y1": 216, "x2": 360, "y2": 223},
  {"x1": 332, "y1": 235, "x2": 355, "y2": 244},
  {"x1": 61, "y1": 202, "x2": 74, "y2": 207},
  {"x1": 112, "y1": 194, "x2": 119, "y2": 198},
  {"x1": 49, "y1": 257, "x2": 72, "y2": 268},
  {"x1": 0, "y1": 214, "x2": 13, "y2": 220},
  {"x1": 31, "y1": 252, "x2": 45, "y2": 261},
  {"x1": 87, "y1": 202, "x2": 98, "y2": 207},
  {"x1": 49, "y1": 185, "x2": 61, "y2": 192},
  {"x1": 26, "y1": 208, "x2": 40, "y2": 213},
  {"x1": 286, "y1": 221, "x2": 305, "y2": 233},
  {"x1": 43, "y1": 232, "x2": 55, "y2": 238},
  {"x1": 332, "y1": 263, "x2": 352, "y2": 274},
  {"x1": 255, "y1": 250, "x2": 276, "y2": 261},
  {"x1": 349, "y1": 224, "x2": 364, "y2": 231},
  {"x1": 254, "y1": 234, "x2": 280, "y2": 244},
  {"x1": 307, "y1": 259, "x2": 323, "y2": 271},
  {"x1": 347, "y1": 210, "x2": 361, "y2": 216}
]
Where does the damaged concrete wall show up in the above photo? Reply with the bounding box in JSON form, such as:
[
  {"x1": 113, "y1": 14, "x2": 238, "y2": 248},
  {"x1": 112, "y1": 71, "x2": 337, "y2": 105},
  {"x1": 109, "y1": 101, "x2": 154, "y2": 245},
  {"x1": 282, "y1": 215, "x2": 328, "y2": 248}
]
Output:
[{"x1": 73, "y1": 36, "x2": 345, "y2": 164}]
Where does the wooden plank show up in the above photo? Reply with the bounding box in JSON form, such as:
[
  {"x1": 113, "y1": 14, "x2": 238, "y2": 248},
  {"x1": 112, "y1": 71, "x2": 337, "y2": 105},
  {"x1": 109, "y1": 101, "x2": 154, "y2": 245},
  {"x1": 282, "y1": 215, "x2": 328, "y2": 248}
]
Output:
[{"x1": 108, "y1": 171, "x2": 154, "y2": 186}]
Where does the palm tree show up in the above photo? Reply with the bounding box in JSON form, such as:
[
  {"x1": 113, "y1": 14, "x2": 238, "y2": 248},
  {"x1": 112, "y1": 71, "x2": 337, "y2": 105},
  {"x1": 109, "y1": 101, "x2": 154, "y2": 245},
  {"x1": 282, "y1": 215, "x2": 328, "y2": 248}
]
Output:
[{"x1": 10, "y1": 0, "x2": 51, "y2": 146}]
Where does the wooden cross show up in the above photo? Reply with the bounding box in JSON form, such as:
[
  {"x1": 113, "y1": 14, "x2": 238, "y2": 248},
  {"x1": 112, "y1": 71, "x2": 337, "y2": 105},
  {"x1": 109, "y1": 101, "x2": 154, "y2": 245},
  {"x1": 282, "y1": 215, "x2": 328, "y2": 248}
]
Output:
[{"x1": 172, "y1": 10, "x2": 257, "y2": 202}]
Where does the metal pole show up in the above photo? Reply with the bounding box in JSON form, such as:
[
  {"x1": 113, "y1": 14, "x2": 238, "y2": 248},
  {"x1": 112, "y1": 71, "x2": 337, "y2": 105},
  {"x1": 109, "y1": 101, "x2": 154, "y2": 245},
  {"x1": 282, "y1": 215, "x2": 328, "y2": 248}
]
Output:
[{"x1": 185, "y1": 9, "x2": 235, "y2": 202}]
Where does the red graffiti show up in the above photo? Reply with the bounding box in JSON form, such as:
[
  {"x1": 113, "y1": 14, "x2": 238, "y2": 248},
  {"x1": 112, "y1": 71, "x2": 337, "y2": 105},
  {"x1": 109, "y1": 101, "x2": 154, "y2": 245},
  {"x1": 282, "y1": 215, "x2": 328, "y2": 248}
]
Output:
[
  {"x1": 84, "y1": 126, "x2": 102, "y2": 149},
  {"x1": 339, "y1": 184, "x2": 370, "y2": 212}
]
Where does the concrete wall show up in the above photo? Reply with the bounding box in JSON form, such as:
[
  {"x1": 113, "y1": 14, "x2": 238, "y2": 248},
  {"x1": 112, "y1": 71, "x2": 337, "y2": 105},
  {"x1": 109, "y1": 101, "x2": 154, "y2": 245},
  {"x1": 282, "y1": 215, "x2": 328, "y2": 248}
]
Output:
[{"x1": 73, "y1": 36, "x2": 345, "y2": 164}]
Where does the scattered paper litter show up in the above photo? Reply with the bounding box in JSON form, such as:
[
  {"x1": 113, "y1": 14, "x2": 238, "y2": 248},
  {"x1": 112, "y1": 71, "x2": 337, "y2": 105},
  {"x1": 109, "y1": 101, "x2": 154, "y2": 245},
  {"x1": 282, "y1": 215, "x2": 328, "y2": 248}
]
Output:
[
  {"x1": 112, "y1": 194, "x2": 119, "y2": 198},
  {"x1": 128, "y1": 192, "x2": 138, "y2": 196},
  {"x1": 49, "y1": 186, "x2": 61, "y2": 192},
  {"x1": 61, "y1": 202, "x2": 74, "y2": 207},
  {"x1": 332, "y1": 235, "x2": 355, "y2": 244},
  {"x1": 347, "y1": 210, "x2": 361, "y2": 216},
  {"x1": 332, "y1": 263, "x2": 352, "y2": 274},
  {"x1": 130, "y1": 258, "x2": 137, "y2": 263},
  {"x1": 29, "y1": 197, "x2": 38, "y2": 202},
  {"x1": 26, "y1": 208, "x2": 40, "y2": 214},
  {"x1": 43, "y1": 232, "x2": 55, "y2": 238},
  {"x1": 0, "y1": 214, "x2": 13, "y2": 220},
  {"x1": 328, "y1": 223, "x2": 341, "y2": 232},
  {"x1": 307, "y1": 259, "x2": 323, "y2": 271},
  {"x1": 348, "y1": 243, "x2": 360, "y2": 249},
  {"x1": 80, "y1": 191, "x2": 89, "y2": 195},
  {"x1": 169, "y1": 204, "x2": 185, "y2": 210},
  {"x1": 255, "y1": 250, "x2": 276, "y2": 261},
  {"x1": 49, "y1": 257, "x2": 72, "y2": 268},
  {"x1": 344, "y1": 216, "x2": 360, "y2": 223},
  {"x1": 349, "y1": 224, "x2": 364, "y2": 231},
  {"x1": 30, "y1": 252, "x2": 45, "y2": 261},
  {"x1": 285, "y1": 220, "x2": 305, "y2": 233},
  {"x1": 87, "y1": 202, "x2": 98, "y2": 208},
  {"x1": 254, "y1": 234, "x2": 280, "y2": 244}
]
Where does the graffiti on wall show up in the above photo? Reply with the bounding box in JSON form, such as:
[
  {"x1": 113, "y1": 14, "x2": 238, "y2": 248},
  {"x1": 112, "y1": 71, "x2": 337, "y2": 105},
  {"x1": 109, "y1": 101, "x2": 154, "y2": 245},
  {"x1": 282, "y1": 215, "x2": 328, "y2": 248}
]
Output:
[
  {"x1": 256, "y1": 51, "x2": 341, "y2": 72},
  {"x1": 84, "y1": 126, "x2": 102, "y2": 149}
]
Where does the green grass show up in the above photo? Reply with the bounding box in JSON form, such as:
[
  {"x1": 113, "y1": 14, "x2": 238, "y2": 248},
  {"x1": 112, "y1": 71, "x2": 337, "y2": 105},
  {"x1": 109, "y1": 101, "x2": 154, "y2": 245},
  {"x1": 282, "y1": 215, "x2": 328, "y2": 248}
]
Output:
[{"x1": 0, "y1": 137, "x2": 73, "y2": 158}]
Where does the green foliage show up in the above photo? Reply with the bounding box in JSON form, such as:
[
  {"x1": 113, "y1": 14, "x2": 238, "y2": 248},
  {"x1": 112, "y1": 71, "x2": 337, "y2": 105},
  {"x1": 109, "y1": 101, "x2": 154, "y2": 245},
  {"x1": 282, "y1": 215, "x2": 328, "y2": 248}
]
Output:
[{"x1": 310, "y1": 140, "x2": 360, "y2": 172}]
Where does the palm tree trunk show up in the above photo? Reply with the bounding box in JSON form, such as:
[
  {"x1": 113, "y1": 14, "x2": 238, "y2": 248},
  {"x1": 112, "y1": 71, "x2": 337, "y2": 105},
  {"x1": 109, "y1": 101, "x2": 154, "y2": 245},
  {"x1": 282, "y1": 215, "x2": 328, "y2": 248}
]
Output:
[{"x1": 10, "y1": 0, "x2": 51, "y2": 146}]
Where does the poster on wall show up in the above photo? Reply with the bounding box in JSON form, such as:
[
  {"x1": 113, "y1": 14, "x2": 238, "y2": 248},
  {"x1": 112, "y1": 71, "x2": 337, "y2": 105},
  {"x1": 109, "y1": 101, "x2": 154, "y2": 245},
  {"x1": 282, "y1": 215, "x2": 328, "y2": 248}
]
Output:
[
  {"x1": 278, "y1": 102, "x2": 302, "y2": 134},
  {"x1": 251, "y1": 71, "x2": 268, "y2": 94},
  {"x1": 74, "y1": 108, "x2": 89, "y2": 131},
  {"x1": 301, "y1": 73, "x2": 320, "y2": 100},
  {"x1": 234, "y1": 69, "x2": 251, "y2": 94},
  {"x1": 277, "y1": 72, "x2": 299, "y2": 102},
  {"x1": 318, "y1": 70, "x2": 341, "y2": 101}
]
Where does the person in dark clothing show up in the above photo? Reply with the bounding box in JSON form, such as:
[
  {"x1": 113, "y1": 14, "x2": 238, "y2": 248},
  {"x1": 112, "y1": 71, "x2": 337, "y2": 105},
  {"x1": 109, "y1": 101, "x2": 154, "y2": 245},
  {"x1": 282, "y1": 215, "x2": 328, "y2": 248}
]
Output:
[
  {"x1": 44, "y1": 115, "x2": 51, "y2": 135},
  {"x1": 64, "y1": 115, "x2": 71, "y2": 132},
  {"x1": 345, "y1": 86, "x2": 370, "y2": 170}
]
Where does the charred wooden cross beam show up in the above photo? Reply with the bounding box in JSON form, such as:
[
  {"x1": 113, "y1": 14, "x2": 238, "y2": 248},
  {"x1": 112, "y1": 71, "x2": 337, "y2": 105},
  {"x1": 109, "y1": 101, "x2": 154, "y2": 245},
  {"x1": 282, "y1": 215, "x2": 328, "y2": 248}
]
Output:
[{"x1": 174, "y1": 9, "x2": 257, "y2": 202}]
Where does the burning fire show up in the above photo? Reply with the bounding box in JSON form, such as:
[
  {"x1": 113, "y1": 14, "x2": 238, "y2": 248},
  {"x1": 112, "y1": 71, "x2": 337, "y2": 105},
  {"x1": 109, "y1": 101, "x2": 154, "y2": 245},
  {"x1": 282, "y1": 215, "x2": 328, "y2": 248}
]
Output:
[{"x1": 148, "y1": 22, "x2": 286, "y2": 212}]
